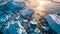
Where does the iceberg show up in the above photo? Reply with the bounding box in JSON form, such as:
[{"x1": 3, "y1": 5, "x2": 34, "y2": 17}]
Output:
[{"x1": 46, "y1": 14, "x2": 60, "y2": 34}]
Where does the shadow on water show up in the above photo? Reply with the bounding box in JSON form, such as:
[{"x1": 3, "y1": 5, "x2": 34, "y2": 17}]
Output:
[{"x1": 0, "y1": 30, "x2": 3, "y2": 34}]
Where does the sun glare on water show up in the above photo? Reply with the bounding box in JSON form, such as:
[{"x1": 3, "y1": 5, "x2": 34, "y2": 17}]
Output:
[{"x1": 37, "y1": 0, "x2": 51, "y2": 11}]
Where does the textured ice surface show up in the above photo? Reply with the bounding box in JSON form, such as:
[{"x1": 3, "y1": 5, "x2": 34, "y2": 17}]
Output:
[
  {"x1": 2, "y1": 21, "x2": 27, "y2": 34},
  {"x1": 46, "y1": 14, "x2": 60, "y2": 34}
]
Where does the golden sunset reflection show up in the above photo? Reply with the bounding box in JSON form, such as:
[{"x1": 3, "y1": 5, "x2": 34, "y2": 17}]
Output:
[{"x1": 14, "y1": 0, "x2": 60, "y2": 23}]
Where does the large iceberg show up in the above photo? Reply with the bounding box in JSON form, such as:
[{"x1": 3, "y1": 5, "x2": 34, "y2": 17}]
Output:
[{"x1": 46, "y1": 14, "x2": 60, "y2": 34}]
